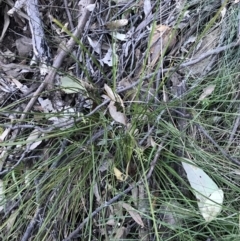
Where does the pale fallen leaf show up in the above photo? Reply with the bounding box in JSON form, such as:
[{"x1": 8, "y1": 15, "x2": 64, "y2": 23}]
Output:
[
  {"x1": 221, "y1": 7, "x2": 226, "y2": 19},
  {"x1": 112, "y1": 32, "x2": 127, "y2": 41},
  {"x1": 106, "y1": 19, "x2": 128, "y2": 30},
  {"x1": 149, "y1": 24, "x2": 176, "y2": 67},
  {"x1": 93, "y1": 183, "x2": 101, "y2": 202},
  {"x1": 0, "y1": 148, "x2": 8, "y2": 170},
  {"x1": 114, "y1": 166, "x2": 126, "y2": 181},
  {"x1": 104, "y1": 84, "x2": 124, "y2": 107},
  {"x1": 106, "y1": 214, "x2": 115, "y2": 226},
  {"x1": 0, "y1": 128, "x2": 11, "y2": 142},
  {"x1": 7, "y1": 209, "x2": 18, "y2": 231},
  {"x1": 122, "y1": 202, "x2": 144, "y2": 227},
  {"x1": 10, "y1": 77, "x2": 29, "y2": 94},
  {"x1": 38, "y1": 97, "x2": 54, "y2": 113},
  {"x1": 60, "y1": 76, "x2": 86, "y2": 94},
  {"x1": 26, "y1": 129, "x2": 42, "y2": 151},
  {"x1": 86, "y1": 4, "x2": 96, "y2": 11},
  {"x1": 201, "y1": 189, "x2": 224, "y2": 222},
  {"x1": 114, "y1": 226, "x2": 127, "y2": 239},
  {"x1": 100, "y1": 48, "x2": 118, "y2": 67},
  {"x1": 144, "y1": 0, "x2": 152, "y2": 16},
  {"x1": 108, "y1": 101, "x2": 127, "y2": 125},
  {"x1": 87, "y1": 36, "x2": 101, "y2": 54},
  {"x1": 104, "y1": 84, "x2": 117, "y2": 101},
  {"x1": 0, "y1": 5, "x2": 10, "y2": 42},
  {"x1": 198, "y1": 84, "x2": 216, "y2": 101},
  {"x1": 48, "y1": 107, "x2": 75, "y2": 130},
  {"x1": 182, "y1": 158, "x2": 224, "y2": 222}
]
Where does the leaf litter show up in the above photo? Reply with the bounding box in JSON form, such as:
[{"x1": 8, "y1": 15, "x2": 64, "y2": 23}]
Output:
[{"x1": 0, "y1": 0, "x2": 240, "y2": 240}]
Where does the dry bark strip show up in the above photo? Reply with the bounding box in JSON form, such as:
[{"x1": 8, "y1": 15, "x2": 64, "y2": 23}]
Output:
[{"x1": 8, "y1": 0, "x2": 51, "y2": 72}]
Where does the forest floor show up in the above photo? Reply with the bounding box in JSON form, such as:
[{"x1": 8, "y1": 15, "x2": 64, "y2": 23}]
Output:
[{"x1": 0, "y1": 0, "x2": 240, "y2": 240}]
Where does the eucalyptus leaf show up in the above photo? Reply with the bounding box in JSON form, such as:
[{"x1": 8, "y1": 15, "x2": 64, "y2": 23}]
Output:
[
  {"x1": 60, "y1": 76, "x2": 86, "y2": 94},
  {"x1": 182, "y1": 158, "x2": 224, "y2": 222}
]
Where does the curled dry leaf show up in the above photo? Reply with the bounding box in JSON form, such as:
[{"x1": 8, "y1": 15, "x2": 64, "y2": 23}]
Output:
[
  {"x1": 121, "y1": 202, "x2": 144, "y2": 227},
  {"x1": 198, "y1": 84, "x2": 216, "y2": 101},
  {"x1": 114, "y1": 166, "x2": 127, "y2": 181},
  {"x1": 105, "y1": 19, "x2": 128, "y2": 30},
  {"x1": 108, "y1": 101, "x2": 127, "y2": 126},
  {"x1": 149, "y1": 24, "x2": 176, "y2": 67},
  {"x1": 104, "y1": 84, "x2": 124, "y2": 107},
  {"x1": 87, "y1": 36, "x2": 101, "y2": 54},
  {"x1": 100, "y1": 47, "x2": 118, "y2": 67}
]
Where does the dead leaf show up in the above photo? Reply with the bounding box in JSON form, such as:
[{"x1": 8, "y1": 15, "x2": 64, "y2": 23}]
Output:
[
  {"x1": 149, "y1": 24, "x2": 176, "y2": 67},
  {"x1": 100, "y1": 47, "x2": 118, "y2": 67},
  {"x1": 114, "y1": 166, "x2": 127, "y2": 181},
  {"x1": 104, "y1": 84, "x2": 124, "y2": 107},
  {"x1": 93, "y1": 183, "x2": 101, "y2": 202},
  {"x1": 26, "y1": 129, "x2": 42, "y2": 151},
  {"x1": 108, "y1": 101, "x2": 127, "y2": 125},
  {"x1": 0, "y1": 5, "x2": 10, "y2": 42},
  {"x1": 198, "y1": 84, "x2": 216, "y2": 101},
  {"x1": 38, "y1": 97, "x2": 54, "y2": 113},
  {"x1": 104, "y1": 84, "x2": 117, "y2": 101},
  {"x1": 7, "y1": 209, "x2": 18, "y2": 231},
  {"x1": 112, "y1": 32, "x2": 127, "y2": 41},
  {"x1": 144, "y1": 0, "x2": 152, "y2": 16},
  {"x1": 184, "y1": 27, "x2": 220, "y2": 75},
  {"x1": 15, "y1": 37, "x2": 32, "y2": 57},
  {"x1": 60, "y1": 76, "x2": 86, "y2": 94},
  {"x1": 86, "y1": 4, "x2": 96, "y2": 11},
  {"x1": 106, "y1": 19, "x2": 128, "y2": 30},
  {"x1": 121, "y1": 202, "x2": 144, "y2": 227},
  {"x1": 87, "y1": 36, "x2": 101, "y2": 54},
  {"x1": 106, "y1": 214, "x2": 115, "y2": 226},
  {"x1": 114, "y1": 226, "x2": 127, "y2": 239},
  {"x1": 0, "y1": 128, "x2": 11, "y2": 142}
]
